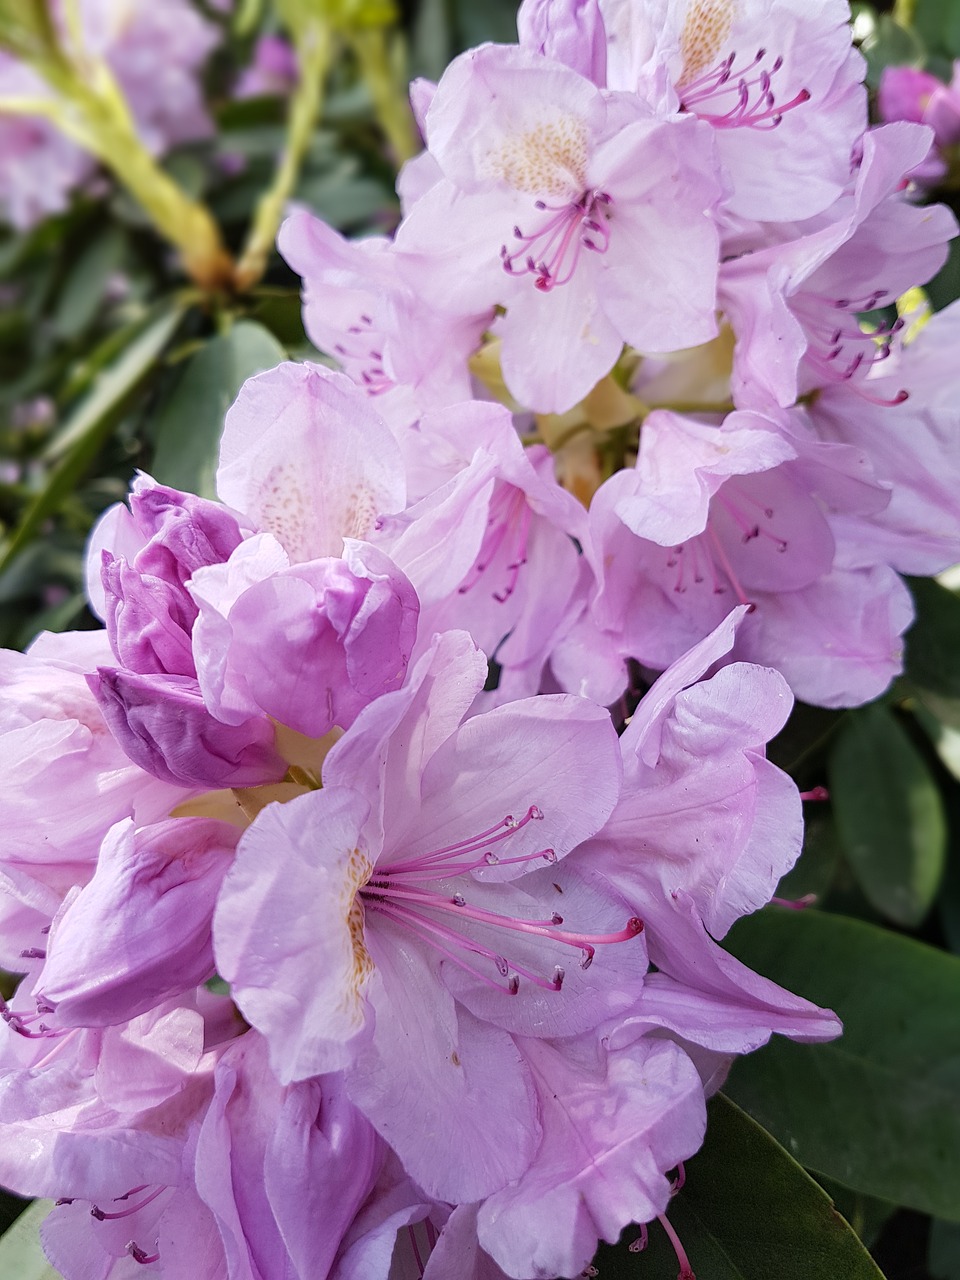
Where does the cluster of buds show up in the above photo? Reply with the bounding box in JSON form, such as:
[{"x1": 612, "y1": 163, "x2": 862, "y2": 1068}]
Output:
[{"x1": 0, "y1": 0, "x2": 958, "y2": 1277}]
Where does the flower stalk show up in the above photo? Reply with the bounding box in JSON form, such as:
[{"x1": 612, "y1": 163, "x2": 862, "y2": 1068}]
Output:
[
  {"x1": 234, "y1": 15, "x2": 334, "y2": 292},
  {"x1": 0, "y1": 3, "x2": 233, "y2": 290},
  {"x1": 347, "y1": 25, "x2": 419, "y2": 166}
]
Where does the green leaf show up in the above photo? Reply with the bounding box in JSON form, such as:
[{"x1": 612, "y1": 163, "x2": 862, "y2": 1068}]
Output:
[
  {"x1": 294, "y1": 160, "x2": 392, "y2": 230},
  {"x1": 905, "y1": 577, "x2": 960, "y2": 700},
  {"x1": 766, "y1": 700, "x2": 842, "y2": 775},
  {"x1": 724, "y1": 909, "x2": 960, "y2": 1221},
  {"x1": 0, "y1": 1200, "x2": 60, "y2": 1280},
  {"x1": 594, "y1": 1095, "x2": 885, "y2": 1280},
  {"x1": 453, "y1": 0, "x2": 519, "y2": 49},
  {"x1": 912, "y1": 702, "x2": 960, "y2": 781},
  {"x1": 151, "y1": 320, "x2": 285, "y2": 499},
  {"x1": 828, "y1": 702, "x2": 946, "y2": 926},
  {"x1": 916, "y1": 0, "x2": 960, "y2": 59},
  {"x1": 409, "y1": 0, "x2": 451, "y2": 80},
  {"x1": 51, "y1": 229, "x2": 127, "y2": 341},
  {"x1": 774, "y1": 807, "x2": 840, "y2": 905},
  {"x1": 0, "y1": 302, "x2": 186, "y2": 574},
  {"x1": 931, "y1": 1220, "x2": 960, "y2": 1280},
  {"x1": 860, "y1": 13, "x2": 926, "y2": 87},
  {"x1": 927, "y1": 238, "x2": 960, "y2": 312},
  {"x1": 815, "y1": 1176, "x2": 895, "y2": 1250}
]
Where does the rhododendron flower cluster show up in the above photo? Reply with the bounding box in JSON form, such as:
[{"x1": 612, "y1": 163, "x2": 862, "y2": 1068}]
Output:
[{"x1": 1, "y1": 0, "x2": 959, "y2": 1277}]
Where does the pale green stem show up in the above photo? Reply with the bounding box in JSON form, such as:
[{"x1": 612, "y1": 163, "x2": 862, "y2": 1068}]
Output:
[
  {"x1": 2, "y1": 39, "x2": 232, "y2": 289},
  {"x1": 349, "y1": 26, "x2": 418, "y2": 166},
  {"x1": 234, "y1": 21, "x2": 333, "y2": 292},
  {"x1": 892, "y1": 0, "x2": 917, "y2": 27},
  {"x1": 58, "y1": 0, "x2": 84, "y2": 53}
]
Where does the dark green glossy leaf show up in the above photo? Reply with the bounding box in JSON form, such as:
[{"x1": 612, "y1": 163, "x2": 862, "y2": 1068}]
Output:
[
  {"x1": 815, "y1": 1176, "x2": 895, "y2": 1250},
  {"x1": 916, "y1": 0, "x2": 960, "y2": 59},
  {"x1": 0, "y1": 302, "x2": 186, "y2": 573},
  {"x1": 410, "y1": 0, "x2": 451, "y2": 80},
  {"x1": 861, "y1": 14, "x2": 925, "y2": 87},
  {"x1": 295, "y1": 162, "x2": 392, "y2": 230},
  {"x1": 766, "y1": 700, "x2": 842, "y2": 775},
  {"x1": 927, "y1": 239, "x2": 960, "y2": 313},
  {"x1": 905, "y1": 577, "x2": 960, "y2": 700},
  {"x1": 775, "y1": 807, "x2": 840, "y2": 905},
  {"x1": 151, "y1": 320, "x2": 285, "y2": 499},
  {"x1": 931, "y1": 1220, "x2": 960, "y2": 1280},
  {"x1": 828, "y1": 702, "x2": 946, "y2": 926},
  {"x1": 51, "y1": 229, "x2": 127, "y2": 341},
  {"x1": 594, "y1": 1095, "x2": 884, "y2": 1280},
  {"x1": 724, "y1": 909, "x2": 960, "y2": 1221}
]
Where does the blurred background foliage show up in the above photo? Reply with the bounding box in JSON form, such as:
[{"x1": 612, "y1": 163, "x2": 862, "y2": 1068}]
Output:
[{"x1": 2, "y1": 1, "x2": 960, "y2": 1278}]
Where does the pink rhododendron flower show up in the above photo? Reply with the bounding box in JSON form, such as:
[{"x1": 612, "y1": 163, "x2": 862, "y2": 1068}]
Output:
[
  {"x1": 215, "y1": 630, "x2": 643, "y2": 1202},
  {"x1": 810, "y1": 296, "x2": 960, "y2": 576},
  {"x1": 85, "y1": 476, "x2": 287, "y2": 789},
  {"x1": 39, "y1": 816, "x2": 239, "y2": 1026},
  {"x1": 0, "y1": 628, "x2": 187, "y2": 967},
  {"x1": 721, "y1": 123, "x2": 957, "y2": 408},
  {"x1": 0, "y1": 53, "x2": 95, "y2": 229},
  {"x1": 76, "y1": 0, "x2": 218, "y2": 154},
  {"x1": 599, "y1": 0, "x2": 867, "y2": 221},
  {"x1": 397, "y1": 43, "x2": 723, "y2": 411},
  {"x1": 878, "y1": 63, "x2": 960, "y2": 186},
  {"x1": 587, "y1": 406, "x2": 918, "y2": 706},
  {"x1": 278, "y1": 210, "x2": 481, "y2": 420},
  {"x1": 235, "y1": 34, "x2": 299, "y2": 100}
]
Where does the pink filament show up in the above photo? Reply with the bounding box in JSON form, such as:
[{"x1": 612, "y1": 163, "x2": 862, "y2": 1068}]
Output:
[
  {"x1": 657, "y1": 1212, "x2": 696, "y2": 1279},
  {"x1": 501, "y1": 190, "x2": 612, "y2": 291},
  {"x1": 458, "y1": 485, "x2": 532, "y2": 604},
  {"x1": 682, "y1": 48, "x2": 809, "y2": 130},
  {"x1": 92, "y1": 1186, "x2": 165, "y2": 1222},
  {"x1": 365, "y1": 805, "x2": 643, "y2": 993}
]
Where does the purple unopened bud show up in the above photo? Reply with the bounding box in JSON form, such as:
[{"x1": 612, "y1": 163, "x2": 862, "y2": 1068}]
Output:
[
  {"x1": 191, "y1": 540, "x2": 419, "y2": 738},
  {"x1": 101, "y1": 554, "x2": 196, "y2": 677},
  {"x1": 129, "y1": 481, "x2": 245, "y2": 587},
  {"x1": 89, "y1": 668, "x2": 284, "y2": 789}
]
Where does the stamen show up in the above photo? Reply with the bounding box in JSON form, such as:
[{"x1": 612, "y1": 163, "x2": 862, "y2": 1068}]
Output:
[
  {"x1": 800, "y1": 786, "x2": 829, "y2": 802},
  {"x1": 501, "y1": 190, "x2": 612, "y2": 291},
  {"x1": 771, "y1": 893, "x2": 817, "y2": 910},
  {"x1": 714, "y1": 491, "x2": 787, "y2": 552},
  {"x1": 706, "y1": 525, "x2": 754, "y2": 608},
  {"x1": 0, "y1": 994, "x2": 69, "y2": 1040},
  {"x1": 377, "y1": 805, "x2": 545, "y2": 876},
  {"x1": 657, "y1": 1211, "x2": 696, "y2": 1279},
  {"x1": 681, "y1": 46, "x2": 809, "y2": 130},
  {"x1": 458, "y1": 486, "x2": 533, "y2": 604},
  {"x1": 629, "y1": 1223, "x2": 649, "y2": 1253},
  {"x1": 127, "y1": 1241, "x2": 161, "y2": 1265},
  {"x1": 792, "y1": 288, "x2": 908, "y2": 398},
  {"x1": 363, "y1": 806, "x2": 643, "y2": 993},
  {"x1": 91, "y1": 1186, "x2": 165, "y2": 1221},
  {"x1": 328, "y1": 312, "x2": 394, "y2": 395}
]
